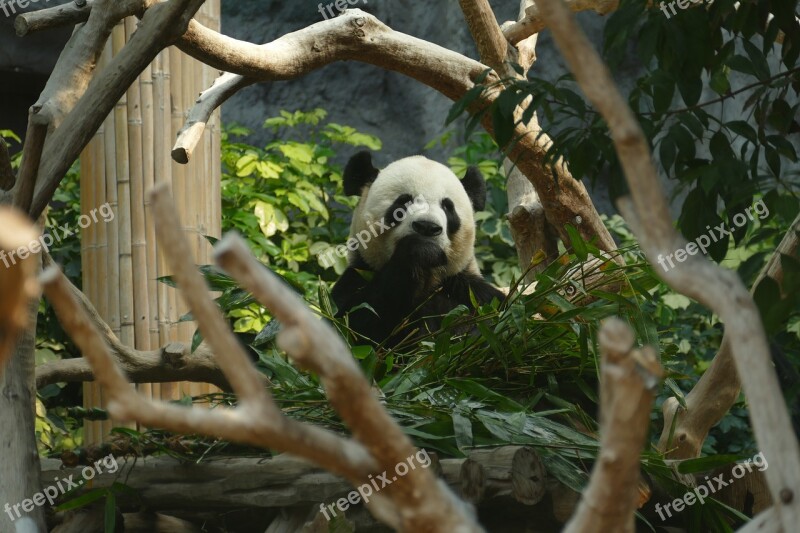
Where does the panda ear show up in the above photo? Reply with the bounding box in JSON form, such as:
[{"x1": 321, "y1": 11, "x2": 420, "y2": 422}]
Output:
[
  {"x1": 344, "y1": 151, "x2": 379, "y2": 196},
  {"x1": 461, "y1": 166, "x2": 487, "y2": 211}
]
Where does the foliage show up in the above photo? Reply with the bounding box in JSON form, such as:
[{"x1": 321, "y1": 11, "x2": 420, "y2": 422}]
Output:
[
  {"x1": 215, "y1": 111, "x2": 522, "y2": 335},
  {"x1": 218, "y1": 109, "x2": 379, "y2": 332},
  {"x1": 451, "y1": 0, "x2": 800, "y2": 261}
]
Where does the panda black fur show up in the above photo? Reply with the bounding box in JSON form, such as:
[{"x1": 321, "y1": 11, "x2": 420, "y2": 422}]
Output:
[{"x1": 332, "y1": 151, "x2": 504, "y2": 346}]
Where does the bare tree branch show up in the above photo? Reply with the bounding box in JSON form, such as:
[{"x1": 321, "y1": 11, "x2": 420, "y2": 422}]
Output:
[
  {"x1": 14, "y1": 116, "x2": 46, "y2": 212},
  {"x1": 503, "y1": 0, "x2": 619, "y2": 45},
  {"x1": 41, "y1": 244, "x2": 378, "y2": 491},
  {"x1": 457, "y1": 0, "x2": 509, "y2": 73},
  {"x1": 14, "y1": 0, "x2": 94, "y2": 37},
  {"x1": 150, "y1": 185, "x2": 274, "y2": 411},
  {"x1": 534, "y1": 0, "x2": 800, "y2": 528},
  {"x1": 35, "y1": 251, "x2": 258, "y2": 391},
  {"x1": 35, "y1": 342, "x2": 242, "y2": 391},
  {"x1": 564, "y1": 318, "x2": 661, "y2": 533},
  {"x1": 172, "y1": 73, "x2": 255, "y2": 164}
]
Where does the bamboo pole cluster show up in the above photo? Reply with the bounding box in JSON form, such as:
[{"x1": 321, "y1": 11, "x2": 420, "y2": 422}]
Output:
[{"x1": 78, "y1": 1, "x2": 222, "y2": 442}]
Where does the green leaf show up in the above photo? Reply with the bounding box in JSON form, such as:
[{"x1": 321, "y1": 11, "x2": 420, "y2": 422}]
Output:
[
  {"x1": 57, "y1": 489, "x2": 107, "y2": 511},
  {"x1": 104, "y1": 492, "x2": 116, "y2": 533},
  {"x1": 742, "y1": 39, "x2": 770, "y2": 81},
  {"x1": 191, "y1": 328, "x2": 203, "y2": 353},
  {"x1": 278, "y1": 143, "x2": 314, "y2": 163},
  {"x1": 446, "y1": 85, "x2": 484, "y2": 126},
  {"x1": 727, "y1": 55, "x2": 755, "y2": 76},
  {"x1": 725, "y1": 121, "x2": 757, "y2": 144},
  {"x1": 253, "y1": 201, "x2": 289, "y2": 237},
  {"x1": 709, "y1": 65, "x2": 731, "y2": 95},
  {"x1": 452, "y1": 407, "x2": 474, "y2": 451},
  {"x1": 565, "y1": 224, "x2": 588, "y2": 261},
  {"x1": 676, "y1": 455, "x2": 743, "y2": 474}
]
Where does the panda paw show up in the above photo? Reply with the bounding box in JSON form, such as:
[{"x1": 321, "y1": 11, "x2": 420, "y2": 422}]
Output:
[{"x1": 393, "y1": 235, "x2": 448, "y2": 270}]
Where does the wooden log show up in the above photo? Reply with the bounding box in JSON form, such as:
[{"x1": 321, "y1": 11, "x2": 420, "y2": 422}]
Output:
[
  {"x1": 41, "y1": 451, "x2": 580, "y2": 530},
  {"x1": 459, "y1": 446, "x2": 547, "y2": 505}
]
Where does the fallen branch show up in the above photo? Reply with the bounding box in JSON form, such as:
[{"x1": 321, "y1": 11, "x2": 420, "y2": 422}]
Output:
[
  {"x1": 35, "y1": 342, "x2": 242, "y2": 391},
  {"x1": 459, "y1": 446, "x2": 546, "y2": 505},
  {"x1": 535, "y1": 0, "x2": 800, "y2": 528}
]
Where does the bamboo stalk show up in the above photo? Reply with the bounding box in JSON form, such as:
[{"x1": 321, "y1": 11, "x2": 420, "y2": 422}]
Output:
[
  {"x1": 153, "y1": 49, "x2": 170, "y2": 401},
  {"x1": 168, "y1": 45, "x2": 192, "y2": 401},
  {"x1": 158, "y1": 47, "x2": 178, "y2": 401},
  {"x1": 125, "y1": 17, "x2": 151, "y2": 403},
  {"x1": 141, "y1": 59, "x2": 159, "y2": 401},
  {"x1": 108, "y1": 22, "x2": 133, "y2": 439}
]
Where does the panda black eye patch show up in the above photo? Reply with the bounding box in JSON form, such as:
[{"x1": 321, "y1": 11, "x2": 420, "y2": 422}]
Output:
[
  {"x1": 383, "y1": 194, "x2": 414, "y2": 226},
  {"x1": 441, "y1": 198, "x2": 461, "y2": 234}
]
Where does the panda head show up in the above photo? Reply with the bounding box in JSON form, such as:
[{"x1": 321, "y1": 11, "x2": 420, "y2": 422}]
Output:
[{"x1": 343, "y1": 151, "x2": 487, "y2": 277}]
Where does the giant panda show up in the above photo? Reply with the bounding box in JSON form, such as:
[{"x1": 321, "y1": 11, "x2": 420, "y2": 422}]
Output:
[{"x1": 332, "y1": 151, "x2": 504, "y2": 346}]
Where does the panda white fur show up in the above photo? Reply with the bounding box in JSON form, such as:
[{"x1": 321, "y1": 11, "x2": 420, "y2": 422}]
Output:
[{"x1": 332, "y1": 151, "x2": 504, "y2": 346}]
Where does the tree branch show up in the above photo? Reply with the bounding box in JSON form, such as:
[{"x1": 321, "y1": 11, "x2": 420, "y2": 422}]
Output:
[
  {"x1": 14, "y1": 0, "x2": 95, "y2": 37},
  {"x1": 503, "y1": 0, "x2": 619, "y2": 45},
  {"x1": 534, "y1": 0, "x2": 800, "y2": 529},
  {"x1": 214, "y1": 232, "x2": 482, "y2": 532},
  {"x1": 658, "y1": 213, "x2": 800, "y2": 459},
  {"x1": 564, "y1": 318, "x2": 662, "y2": 533},
  {"x1": 172, "y1": 73, "x2": 255, "y2": 164},
  {"x1": 457, "y1": 0, "x2": 509, "y2": 73},
  {"x1": 35, "y1": 342, "x2": 243, "y2": 391},
  {"x1": 36, "y1": 250, "x2": 256, "y2": 391}
]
